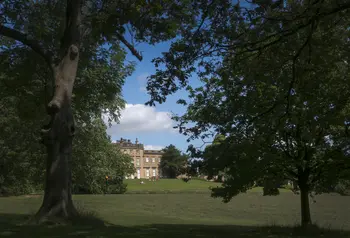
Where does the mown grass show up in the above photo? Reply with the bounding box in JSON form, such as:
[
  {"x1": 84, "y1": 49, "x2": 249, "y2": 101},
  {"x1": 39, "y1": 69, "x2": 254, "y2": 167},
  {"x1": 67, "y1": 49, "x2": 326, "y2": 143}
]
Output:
[
  {"x1": 124, "y1": 178, "x2": 218, "y2": 194},
  {"x1": 0, "y1": 192, "x2": 349, "y2": 237},
  {"x1": 124, "y1": 178, "x2": 291, "y2": 194}
]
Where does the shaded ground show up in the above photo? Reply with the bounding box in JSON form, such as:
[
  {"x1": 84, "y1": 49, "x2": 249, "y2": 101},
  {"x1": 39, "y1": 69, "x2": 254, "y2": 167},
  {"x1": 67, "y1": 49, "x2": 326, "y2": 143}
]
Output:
[
  {"x1": 1, "y1": 192, "x2": 349, "y2": 237},
  {"x1": 0, "y1": 213, "x2": 350, "y2": 238}
]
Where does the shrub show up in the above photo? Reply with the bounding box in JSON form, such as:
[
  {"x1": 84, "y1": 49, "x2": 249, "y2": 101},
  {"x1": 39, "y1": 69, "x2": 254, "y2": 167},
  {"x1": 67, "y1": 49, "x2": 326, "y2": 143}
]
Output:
[
  {"x1": 334, "y1": 180, "x2": 350, "y2": 196},
  {"x1": 107, "y1": 183, "x2": 127, "y2": 194},
  {"x1": 0, "y1": 181, "x2": 39, "y2": 196},
  {"x1": 263, "y1": 186, "x2": 280, "y2": 196},
  {"x1": 262, "y1": 178, "x2": 280, "y2": 196}
]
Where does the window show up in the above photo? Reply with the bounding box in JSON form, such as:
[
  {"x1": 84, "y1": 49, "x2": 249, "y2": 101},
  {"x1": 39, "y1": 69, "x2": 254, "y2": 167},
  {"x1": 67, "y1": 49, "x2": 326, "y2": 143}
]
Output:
[
  {"x1": 137, "y1": 169, "x2": 140, "y2": 179},
  {"x1": 158, "y1": 158, "x2": 161, "y2": 162},
  {"x1": 152, "y1": 158, "x2": 155, "y2": 163},
  {"x1": 152, "y1": 169, "x2": 156, "y2": 176},
  {"x1": 145, "y1": 157, "x2": 149, "y2": 162},
  {"x1": 146, "y1": 169, "x2": 150, "y2": 177},
  {"x1": 136, "y1": 159, "x2": 140, "y2": 166}
]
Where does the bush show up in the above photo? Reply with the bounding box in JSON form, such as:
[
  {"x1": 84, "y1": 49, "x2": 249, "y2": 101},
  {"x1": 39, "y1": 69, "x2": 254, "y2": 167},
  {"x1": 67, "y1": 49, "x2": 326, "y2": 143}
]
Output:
[
  {"x1": 0, "y1": 181, "x2": 39, "y2": 196},
  {"x1": 334, "y1": 181, "x2": 350, "y2": 196},
  {"x1": 107, "y1": 183, "x2": 127, "y2": 194},
  {"x1": 72, "y1": 177, "x2": 128, "y2": 194},
  {"x1": 72, "y1": 185, "x2": 92, "y2": 194},
  {"x1": 262, "y1": 178, "x2": 280, "y2": 196},
  {"x1": 263, "y1": 186, "x2": 280, "y2": 196}
]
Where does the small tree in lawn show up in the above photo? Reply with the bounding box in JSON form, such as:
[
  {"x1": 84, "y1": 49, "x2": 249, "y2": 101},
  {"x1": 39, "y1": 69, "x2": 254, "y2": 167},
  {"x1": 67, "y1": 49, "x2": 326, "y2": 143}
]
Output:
[
  {"x1": 160, "y1": 144, "x2": 188, "y2": 178},
  {"x1": 185, "y1": 26, "x2": 350, "y2": 227}
]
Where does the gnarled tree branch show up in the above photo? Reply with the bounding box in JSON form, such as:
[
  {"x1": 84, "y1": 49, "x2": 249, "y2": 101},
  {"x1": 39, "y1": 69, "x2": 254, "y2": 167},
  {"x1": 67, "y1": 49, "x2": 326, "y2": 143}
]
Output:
[{"x1": 0, "y1": 24, "x2": 53, "y2": 70}]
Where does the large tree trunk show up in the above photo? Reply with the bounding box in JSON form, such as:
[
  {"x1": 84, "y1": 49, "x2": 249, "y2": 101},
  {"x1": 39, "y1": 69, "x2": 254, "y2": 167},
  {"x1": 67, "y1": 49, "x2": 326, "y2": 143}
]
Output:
[
  {"x1": 36, "y1": 97, "x2": 77, "y2": 221},
  {"x1": 0, "y1": 0, "x2": 83, "y2": 222},
  {"x1": 35, "y1": 0, "x2": 82, "y2": 221},
  {"x1": 35, "y1": 44, "x2": 80, "y2": 222}
]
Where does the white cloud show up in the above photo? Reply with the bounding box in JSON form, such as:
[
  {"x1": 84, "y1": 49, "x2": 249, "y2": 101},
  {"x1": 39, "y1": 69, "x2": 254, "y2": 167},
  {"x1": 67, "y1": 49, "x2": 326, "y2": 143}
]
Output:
[
  {"x1": 144, "y1": 145, "x2": 165, "y2": 150},
  {"x1": 137, "y1": 72, "x2": 149, "y2": 81},
  {"x1": 105, "y1": 104, "x2": 175, "y2": 135},
  {"x1": 136, "y1": 72, "x2": 149, "y2": 92},
  {"x1": 139, "y1": 86, "x2": 147, "y2": 92}
]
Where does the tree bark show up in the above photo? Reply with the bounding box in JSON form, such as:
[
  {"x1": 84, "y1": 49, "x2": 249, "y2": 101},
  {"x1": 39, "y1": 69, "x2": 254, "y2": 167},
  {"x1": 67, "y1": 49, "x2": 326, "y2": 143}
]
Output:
[
  {"x1": 298, "y1": 178, "x2": 312, "y2": 227},
  {"x1": 300, "y1": 185, "x2": 312, "y2": 227},
  {"x1": 35, "y1": 43, "x2": 80, "y2": 222},
  {"x1": 36, "y1": 97, "x2": 77, "y2": 221}
]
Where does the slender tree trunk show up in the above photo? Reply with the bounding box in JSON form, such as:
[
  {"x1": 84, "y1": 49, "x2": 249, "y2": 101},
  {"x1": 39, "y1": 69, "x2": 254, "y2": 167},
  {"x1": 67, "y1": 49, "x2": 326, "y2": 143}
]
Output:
[
  {"x1": 299, "y1": 179, "x2": 312, "y2": 227},
  {"x1": 300, "y1": 186, "x2": 312, "y2": 227}
]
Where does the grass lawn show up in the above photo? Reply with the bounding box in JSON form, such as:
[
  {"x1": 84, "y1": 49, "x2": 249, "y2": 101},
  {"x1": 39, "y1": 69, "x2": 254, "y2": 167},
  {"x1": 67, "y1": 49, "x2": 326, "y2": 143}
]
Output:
[
  {"x1": 1, "y1": 191, "x2": 350, "y2": 237},
  {"x1": 125, "y1": 178, "x2": 290, "y2": 194},
  {"x1": 125, "y1": 178, "x2": 219, "y2": 193}
]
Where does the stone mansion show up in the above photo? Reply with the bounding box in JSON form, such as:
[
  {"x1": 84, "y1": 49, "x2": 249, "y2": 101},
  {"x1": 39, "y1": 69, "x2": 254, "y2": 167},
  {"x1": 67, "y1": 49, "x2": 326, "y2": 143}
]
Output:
[{"x1": 113, "y1": 138, "x2": 163, "y2": 179}]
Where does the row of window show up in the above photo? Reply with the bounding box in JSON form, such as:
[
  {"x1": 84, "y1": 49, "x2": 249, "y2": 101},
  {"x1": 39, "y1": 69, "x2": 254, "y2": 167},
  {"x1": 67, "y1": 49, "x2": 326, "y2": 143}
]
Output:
[
  {"x1": 135, "y1": 158, "x2": 160, "y2": 166},
  {"x1": 122, "y1": 150, "x2": 161, "y2": 158},
  {"x1": 127, "y1": 168, "x2": 157, "y2": 179},
  {"x1": 142, "y1": 168, "x2": 157, "y2": 177},
  {"x1": 123, "y1": 149, "x2": 140, "y2": 154},
  {"x1": 145, "y1": 157, "x2": 160, "y2": 163}
]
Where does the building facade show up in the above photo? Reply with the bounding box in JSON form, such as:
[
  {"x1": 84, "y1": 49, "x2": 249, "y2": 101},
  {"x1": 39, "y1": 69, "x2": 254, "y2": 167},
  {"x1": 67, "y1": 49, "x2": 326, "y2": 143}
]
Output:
[{"x1": 113, "y1": 138, "x2": 163, "y2": 179}]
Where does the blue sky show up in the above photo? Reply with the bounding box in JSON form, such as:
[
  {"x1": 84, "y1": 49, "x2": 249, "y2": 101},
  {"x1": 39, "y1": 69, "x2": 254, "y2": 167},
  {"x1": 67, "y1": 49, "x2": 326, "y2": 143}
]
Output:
[
  {"x1": 106, "y1": 41, "x2": 205, "y2": 152},
  {"x1": 105, "y1": 0, "x2": 261, "y2": 152}
]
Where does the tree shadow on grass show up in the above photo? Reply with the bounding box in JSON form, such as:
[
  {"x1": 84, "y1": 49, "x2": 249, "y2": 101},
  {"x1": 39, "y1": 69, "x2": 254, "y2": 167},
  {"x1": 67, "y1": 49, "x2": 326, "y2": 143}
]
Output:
[{"x1": 0, "y1": 213, "x2": 349, "y2": 238}]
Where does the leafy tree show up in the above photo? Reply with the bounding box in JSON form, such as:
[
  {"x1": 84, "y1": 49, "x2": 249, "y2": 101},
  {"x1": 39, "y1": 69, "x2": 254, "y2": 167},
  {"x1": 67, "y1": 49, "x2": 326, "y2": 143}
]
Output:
[
  {"x1": 146, "y1": 1, "x2": 350, "y2": 107},
  {"x1": 187, "y1": 159, "x2": 205, "y2": 177},
  {"x1": 72, "y1": 118, "x2": 135, "y2": 194},
  {"x1": 145, "y1": 1, "x2": 350, "y2": 228},
  {"x1": 0, "y1": 0, "x2": 196, "y2": 220},
  {"x1": 160, "y1": 145, "x2": 188, "y2": 178},
  {"x1": 0, "y1": 74, "x2": 133, "y2": 196},
  {"x1": 0, "y1": 20, "x2": 132, "y2": 198},
  {"x1": 0, "y1": 97, "x2": 45, "y2": 196}
]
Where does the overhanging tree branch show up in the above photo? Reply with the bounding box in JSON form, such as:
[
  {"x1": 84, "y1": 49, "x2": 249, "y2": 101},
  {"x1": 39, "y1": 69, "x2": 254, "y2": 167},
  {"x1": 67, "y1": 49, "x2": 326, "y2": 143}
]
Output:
[
  {"x1": 222, "y1": 1, "x2": 350, "y2": 55},
  {"x1": 115, "y1": 32, "x2": 143, "y2": 61},
  {"x1": 0, "y1": 24, "x2": 53, "y2": 69}
]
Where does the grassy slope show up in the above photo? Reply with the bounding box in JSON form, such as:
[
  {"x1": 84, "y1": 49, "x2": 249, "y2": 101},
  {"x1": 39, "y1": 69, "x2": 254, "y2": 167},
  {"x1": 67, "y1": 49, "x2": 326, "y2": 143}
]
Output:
[{"x1": 1, "y1": 192, "x2": 350, "y2": 237}]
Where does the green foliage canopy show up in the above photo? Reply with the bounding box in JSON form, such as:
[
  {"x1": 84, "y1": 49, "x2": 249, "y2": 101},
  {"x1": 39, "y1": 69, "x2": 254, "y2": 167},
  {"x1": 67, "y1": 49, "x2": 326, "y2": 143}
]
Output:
[
  {"x1": 160, "y1": 145, "x2": 188, "y2": 178},
  {"x1": 145, "y1": 0, "x2": 350, "y2": 226}
]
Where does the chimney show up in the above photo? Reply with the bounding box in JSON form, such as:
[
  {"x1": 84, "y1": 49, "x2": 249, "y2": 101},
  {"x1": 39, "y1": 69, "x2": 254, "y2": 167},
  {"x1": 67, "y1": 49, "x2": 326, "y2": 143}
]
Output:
[{"x1": 135, "y1": 138, "x2": 138, "y2": 144}]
